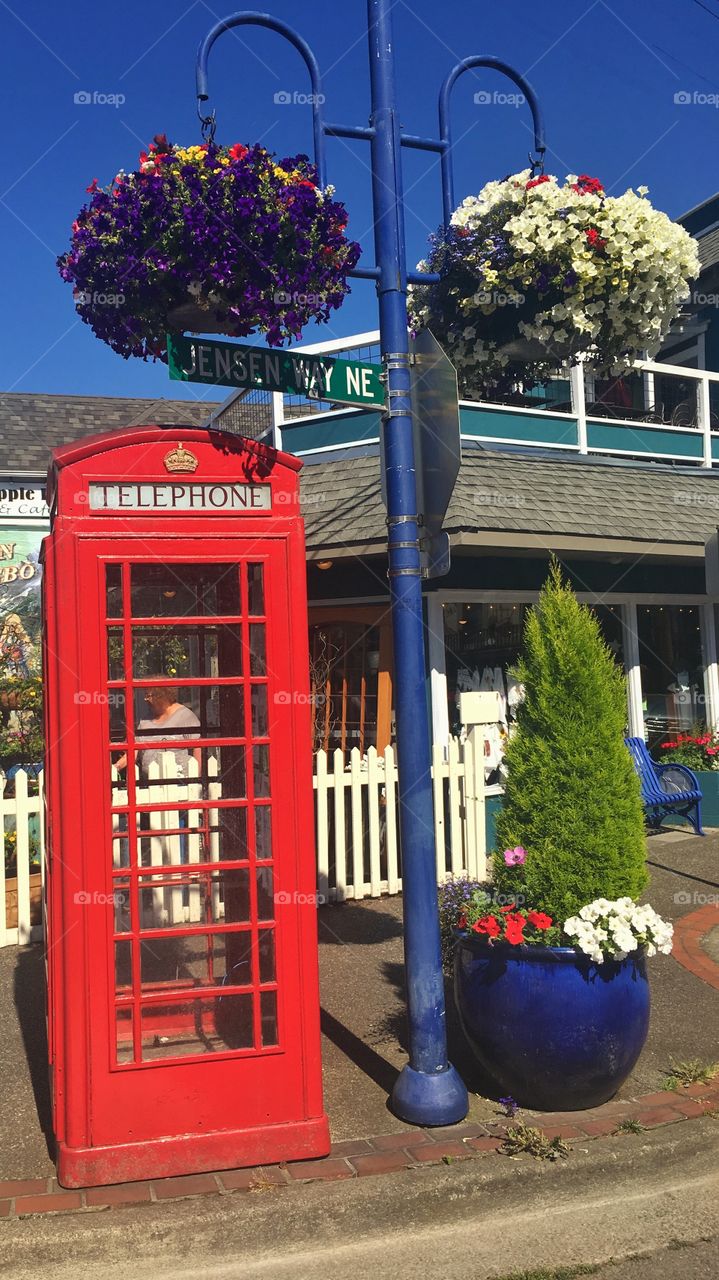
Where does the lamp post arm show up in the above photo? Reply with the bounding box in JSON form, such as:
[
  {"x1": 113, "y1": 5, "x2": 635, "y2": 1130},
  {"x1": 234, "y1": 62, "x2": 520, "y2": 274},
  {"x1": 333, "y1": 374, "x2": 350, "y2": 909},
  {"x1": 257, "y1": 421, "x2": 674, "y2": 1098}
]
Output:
[
  {"x1": 438, "y1": 56, "x2": 546, "y2": 225},
  {"x1": 196, "y1": 11, "x2": 328, "y2": 186}
]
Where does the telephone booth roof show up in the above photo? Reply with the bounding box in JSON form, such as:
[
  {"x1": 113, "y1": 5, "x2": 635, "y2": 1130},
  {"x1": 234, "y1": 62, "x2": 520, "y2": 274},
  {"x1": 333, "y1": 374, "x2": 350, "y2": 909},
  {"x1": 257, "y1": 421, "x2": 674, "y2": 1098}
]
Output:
[{"x1": 46, "y1": 423, "x2": 302, "y2": 509}]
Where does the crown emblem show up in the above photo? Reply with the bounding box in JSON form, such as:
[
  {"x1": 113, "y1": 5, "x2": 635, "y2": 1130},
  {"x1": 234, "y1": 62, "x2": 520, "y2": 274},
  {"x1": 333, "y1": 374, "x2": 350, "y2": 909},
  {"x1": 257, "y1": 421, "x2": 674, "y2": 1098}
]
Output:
[{"x1": 164, "y1": 443, "x2": 199, "y2": 474}]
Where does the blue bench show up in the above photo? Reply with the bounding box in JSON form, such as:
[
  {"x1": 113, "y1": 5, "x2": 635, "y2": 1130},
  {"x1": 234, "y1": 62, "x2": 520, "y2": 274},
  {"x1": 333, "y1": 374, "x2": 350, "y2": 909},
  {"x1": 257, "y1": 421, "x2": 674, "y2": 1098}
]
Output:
[{"x1": 625, "y1": 736, "x2": 704, "y2": 836}]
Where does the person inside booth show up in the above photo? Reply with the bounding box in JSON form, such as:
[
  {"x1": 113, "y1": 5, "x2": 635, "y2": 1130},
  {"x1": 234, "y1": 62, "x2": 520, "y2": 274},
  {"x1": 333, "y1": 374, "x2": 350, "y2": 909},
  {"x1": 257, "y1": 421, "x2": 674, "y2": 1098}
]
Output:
[
  {"x1": 114, "y1": 687, "x2": 201, "y2": 782},
  {"x1": 114, "y1": 688, "x2": 202, "y2": 885}
]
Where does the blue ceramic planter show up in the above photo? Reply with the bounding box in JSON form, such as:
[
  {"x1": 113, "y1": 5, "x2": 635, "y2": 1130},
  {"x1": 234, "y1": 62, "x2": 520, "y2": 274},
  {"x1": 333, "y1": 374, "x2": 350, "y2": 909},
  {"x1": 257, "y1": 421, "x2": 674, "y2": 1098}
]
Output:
[{"x1": 454, "y1": 936, "x2": 650, "y2": 1111}]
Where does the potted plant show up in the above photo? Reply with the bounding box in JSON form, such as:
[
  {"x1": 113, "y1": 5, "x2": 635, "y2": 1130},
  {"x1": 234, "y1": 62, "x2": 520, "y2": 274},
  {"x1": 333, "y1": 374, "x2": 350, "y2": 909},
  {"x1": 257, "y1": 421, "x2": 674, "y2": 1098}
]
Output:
[
  {"x1": 58, "y1": 134, "x2": 361, "y2": 359},
  {"x1": 410, "y1": 171, "x2": 699, "y2": 399},
  {"x1": 452, "y1": 563, "x2": 673, "y2": 1110},
  {"x1": 655, "y1": 730, "x2": 719, "y2": 828}
]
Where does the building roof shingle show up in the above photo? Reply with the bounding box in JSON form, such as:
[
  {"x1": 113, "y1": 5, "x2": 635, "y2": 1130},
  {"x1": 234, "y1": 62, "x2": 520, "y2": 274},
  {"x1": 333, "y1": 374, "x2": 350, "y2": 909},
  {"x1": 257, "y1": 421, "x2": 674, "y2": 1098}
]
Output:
[
  {"x1": 0, "y1": 393, "x2": 222, "y2": 473},
  {"x1": 299, "y1": 447, "x2": 719, "y2": 554}
]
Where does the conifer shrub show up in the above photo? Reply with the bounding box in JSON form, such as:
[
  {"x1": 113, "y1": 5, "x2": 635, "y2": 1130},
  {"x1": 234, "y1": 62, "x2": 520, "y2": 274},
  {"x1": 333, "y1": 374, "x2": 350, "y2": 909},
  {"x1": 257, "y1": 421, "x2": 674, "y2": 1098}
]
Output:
[{"x1": 492, "y1": 561, "x2": 647, "y2": 920}]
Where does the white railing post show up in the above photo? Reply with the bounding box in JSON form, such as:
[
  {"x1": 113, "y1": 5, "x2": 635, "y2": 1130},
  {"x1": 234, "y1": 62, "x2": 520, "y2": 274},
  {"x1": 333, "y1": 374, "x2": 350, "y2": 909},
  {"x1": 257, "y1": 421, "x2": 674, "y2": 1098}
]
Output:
[
  {"x1": 700, "y1": 602, "x2": 719, "y2": 732},
  {"x1": 271, "y1": 390, "x2": 285, "y2": 451},
  {"x1": 15, "y1": 769, "x2": 31, "y2": 946},
  {"x1": 622, "y1": 603, "x2": 645, "y2": 739},
  {"x1": 698, "y1": 370, "x2": 712, "y2": 468},
  {"x1": 426, "y1": 595, "x2": 450, "y2": 756},
  {"x1": 570, "y1": 360, "x2": 588, "y2": 455}
]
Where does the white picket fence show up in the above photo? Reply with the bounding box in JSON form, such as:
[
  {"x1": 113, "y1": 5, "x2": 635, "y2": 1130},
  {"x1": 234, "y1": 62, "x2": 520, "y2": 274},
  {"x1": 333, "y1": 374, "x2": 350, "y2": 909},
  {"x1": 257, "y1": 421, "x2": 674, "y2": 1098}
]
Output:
[
  {"x1": 0, "y1": 735, "x2": 496, "y2": 945},
  {"x1": 314, "y1": 737, "x2": 490, "y2": 902},
  {"x1": 0, "y1": 769, "x2": 44, "y2": 948}
]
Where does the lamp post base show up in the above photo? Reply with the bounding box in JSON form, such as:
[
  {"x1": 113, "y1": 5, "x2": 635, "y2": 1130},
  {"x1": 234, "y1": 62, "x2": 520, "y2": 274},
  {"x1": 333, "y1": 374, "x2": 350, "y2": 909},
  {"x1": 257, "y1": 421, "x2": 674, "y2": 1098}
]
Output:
[{"x1": 390, "y1": 1063, "x2": 469, "y2": 1127}]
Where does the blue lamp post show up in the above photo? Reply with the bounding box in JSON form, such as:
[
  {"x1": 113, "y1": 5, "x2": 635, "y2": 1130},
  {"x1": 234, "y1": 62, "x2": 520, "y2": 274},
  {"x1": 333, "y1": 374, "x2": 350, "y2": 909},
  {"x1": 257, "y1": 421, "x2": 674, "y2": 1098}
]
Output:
[{"x1": 196, "y1": 3, "x2": 545, "y2": 1126}]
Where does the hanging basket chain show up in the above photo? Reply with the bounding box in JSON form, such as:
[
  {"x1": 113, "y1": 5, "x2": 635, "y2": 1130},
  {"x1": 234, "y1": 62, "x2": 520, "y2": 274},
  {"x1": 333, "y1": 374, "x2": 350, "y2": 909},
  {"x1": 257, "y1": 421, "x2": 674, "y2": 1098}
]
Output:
[{"x1": 198, "y1": 106, "x2": 217, "y2": 143}]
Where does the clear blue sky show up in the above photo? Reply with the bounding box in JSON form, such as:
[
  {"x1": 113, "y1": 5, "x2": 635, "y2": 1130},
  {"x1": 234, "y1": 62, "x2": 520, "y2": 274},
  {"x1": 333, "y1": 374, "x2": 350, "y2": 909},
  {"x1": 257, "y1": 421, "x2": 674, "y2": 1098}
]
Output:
[{"x1": 2, "y1": 0, "x2": 718, "y2": 403}]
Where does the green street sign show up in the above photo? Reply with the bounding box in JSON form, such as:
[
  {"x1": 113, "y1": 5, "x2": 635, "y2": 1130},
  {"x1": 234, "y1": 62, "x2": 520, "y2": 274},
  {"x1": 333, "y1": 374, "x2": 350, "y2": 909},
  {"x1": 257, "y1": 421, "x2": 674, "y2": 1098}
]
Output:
[{"x1": 167, "y1": 334, "x2": 384, "y2": 409}]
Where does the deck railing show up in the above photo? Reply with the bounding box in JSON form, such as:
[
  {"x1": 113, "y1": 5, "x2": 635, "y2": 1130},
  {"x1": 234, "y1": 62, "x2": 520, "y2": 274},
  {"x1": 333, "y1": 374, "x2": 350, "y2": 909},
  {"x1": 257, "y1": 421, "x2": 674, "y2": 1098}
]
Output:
[{"x1": 244, "y1": 329, "x2": 719, "y2": 469}]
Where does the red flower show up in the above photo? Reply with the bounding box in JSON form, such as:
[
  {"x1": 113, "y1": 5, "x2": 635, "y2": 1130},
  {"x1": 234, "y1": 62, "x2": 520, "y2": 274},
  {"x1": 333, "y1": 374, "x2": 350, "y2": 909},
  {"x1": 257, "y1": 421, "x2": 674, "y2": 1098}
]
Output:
[
  {"x1": 572, "y1": 174, "x2": 604, "y2": 196},
  {"x1": 229, "y1": 143, "x2": 248, "y2": 161},
  {"x1": 472, "y1": 915, "x2": 501, "y2": 938},
  {"x1": 86, "y1": 178, "x2": 99, "y2": 194},
  {"x1": 585, "y1": 227, "x2": 607, "y2": 251},
  {"x1": 457, "y1": 913, "x2": 467, "y2": 930},
  {"x1": 149, "y1": 133, "x2": 171, "y2": 154},
  {"x1": 527, "y1": 911, "x2": 553, "y2": 930},
  {"x1": 526, "y1": 174, "x2": 551, "y2": 190},
  {"x1": 504, "y1": 917, "x2": 526, "y2": 945}
]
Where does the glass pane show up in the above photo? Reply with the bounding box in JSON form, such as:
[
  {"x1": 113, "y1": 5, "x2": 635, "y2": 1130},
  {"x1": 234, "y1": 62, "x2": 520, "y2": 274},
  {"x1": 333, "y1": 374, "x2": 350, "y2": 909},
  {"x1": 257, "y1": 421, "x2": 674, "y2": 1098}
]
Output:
[
  {"x1": 443, "y1": 602, "x2": 529, "y2": 745},
  {"x1": 253, "y1": 745, "x2": 271, "y2": 797},
  {"x1": 591, "y1": 604, "x2": 624, "y2": 670},
  {"x1": 256, "y1": 865, "x2": 274, "y2": 920},
  {"x1": 131, "y1": 564, "x2": 241, "y2": 618},
  {"x1": 133, "y1": 744, "x2": 246, "y2": 797},
  {"x1": 137, "y1": 868, "x2": 251, "y2": 929},
  {"x1": 260, "y1": 990, "x2": 278, "y2": 1047},
  {"x1": 636, "y1": 605, "x2": 704, "y2": 749},
  {"x1": 113, "y1": 879, "x2": 131, "y2": 931},
  {"x1": 139, "y1": 930, "x2": 253, "y2": 990},
  {"x1": 255, "y1": 805, "x2": 272, "y2": 859},
  {"x1": 105, "y1": 564, "x2": 123, "y2": 618},
  {"x1": 111, "y1": 814, "x2": 130, "y2": 870},
  {"x1": 116, "y1": 1006, "x2": 133, "y2": 1064},
  {"x1": 309, "y1": 621, "x2": 381, "y2": 754},
  {"x1": 249, "y1": 624, "x2": 266, "y2": 676},
  {"x1": 107, "y1": 628, "x2": 125, "y2": 680},
  {"x1": 108, "y1": 689, "x2": 127, "y2": 744},
  {"x1": 131, "y1": 626, "x2": 242, "y2": 679},
  {"x1": 115, "y1": 939, "x2": 132, "y2": 994},
  {"x1": 259, "y1": 928, "x2": 275, "y2": 983},
  {"x1": 130, "y1": 684, "x2": 245, "y2": 744},
  {"x1": 247, "y1": 563, "x2": 265, "y2": 616},
  {"x1": 136, "y1": 805, "x2": 249, "y2": 868},
  {"x1": 139, "y1": 993, "x2": 254, "y2": 1060},
  {"x1": 251, "y1": 685, "x2": 268, "y2": 738}
]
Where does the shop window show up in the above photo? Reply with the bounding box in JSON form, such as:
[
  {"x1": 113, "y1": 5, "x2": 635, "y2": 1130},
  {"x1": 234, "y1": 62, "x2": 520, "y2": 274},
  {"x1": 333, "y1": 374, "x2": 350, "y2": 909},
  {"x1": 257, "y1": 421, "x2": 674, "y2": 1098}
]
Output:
[
  {"x1": 637, "y1": 605, "x2": 704, "y2": 748},
  {"x1": 310, "y1": 622, "x2": 380, "y2": 754},
  {"x1": 444, "y1": 601, "x2": 626, "y2": 776},
  {"x1": 309, "y1": 610, "x2": 394, "y2": 755},
  {"x1": 444, "y1": 602, "x2": 528, "y2": 743}
]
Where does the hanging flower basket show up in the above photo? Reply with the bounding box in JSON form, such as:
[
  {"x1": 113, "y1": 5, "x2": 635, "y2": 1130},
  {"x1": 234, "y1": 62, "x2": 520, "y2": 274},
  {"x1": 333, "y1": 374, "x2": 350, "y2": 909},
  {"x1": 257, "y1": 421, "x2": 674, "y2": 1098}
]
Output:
[
  {"x1": 409, "y1": 170, "x2": 700, "y2": 398},
  {"x1": 58, "y1": 134, "x2": 361, "y2": 360}
]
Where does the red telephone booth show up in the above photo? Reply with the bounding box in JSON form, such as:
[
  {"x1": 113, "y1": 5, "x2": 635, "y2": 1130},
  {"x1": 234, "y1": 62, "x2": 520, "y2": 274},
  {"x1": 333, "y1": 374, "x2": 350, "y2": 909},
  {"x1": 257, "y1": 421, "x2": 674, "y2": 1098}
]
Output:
[{"x1": 42, "y1": 425, "x2": 329, "y2": 1187}]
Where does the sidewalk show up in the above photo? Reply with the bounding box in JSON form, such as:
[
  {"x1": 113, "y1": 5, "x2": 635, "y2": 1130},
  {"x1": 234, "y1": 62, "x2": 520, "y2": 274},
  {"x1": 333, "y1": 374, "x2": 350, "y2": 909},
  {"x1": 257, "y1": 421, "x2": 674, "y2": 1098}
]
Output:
[{"x1": 0, "y1": 825, "x2": 717, "y2": 1211}]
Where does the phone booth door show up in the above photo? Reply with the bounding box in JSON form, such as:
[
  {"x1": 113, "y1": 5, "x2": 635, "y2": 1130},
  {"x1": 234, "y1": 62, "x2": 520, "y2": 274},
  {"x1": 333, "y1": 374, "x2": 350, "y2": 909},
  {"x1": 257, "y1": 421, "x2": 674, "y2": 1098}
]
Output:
[{"x1": 57, "y1": 532, "x2": 328, "y2": 1184}]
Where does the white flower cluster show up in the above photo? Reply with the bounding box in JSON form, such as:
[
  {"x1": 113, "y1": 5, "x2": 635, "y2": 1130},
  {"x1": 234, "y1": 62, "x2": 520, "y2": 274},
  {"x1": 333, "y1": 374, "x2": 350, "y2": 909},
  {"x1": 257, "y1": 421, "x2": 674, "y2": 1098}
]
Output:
[
  {"x1": 563, "y1": 897, "x2": 674, "y2": 965},
  {"x1": 410, "y1": 170, "x2": 700, "y2": 395}
]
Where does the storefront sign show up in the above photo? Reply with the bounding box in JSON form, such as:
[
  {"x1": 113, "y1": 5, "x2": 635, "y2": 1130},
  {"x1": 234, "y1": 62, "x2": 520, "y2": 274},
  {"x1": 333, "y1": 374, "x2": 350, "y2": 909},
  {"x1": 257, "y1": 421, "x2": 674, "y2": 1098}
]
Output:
[
  {"x1": 0, "y1": 486, "x2": 49, "y2": 519},
  {"x1": 0, "y1": 526, "x2": 43, "y2": 676},
  {"x1": 166, "y1": 333, "x2": 384, "y2": 408},
  {"x1": 88, "y1": 482, "x2": 272, "y2": 512}
]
